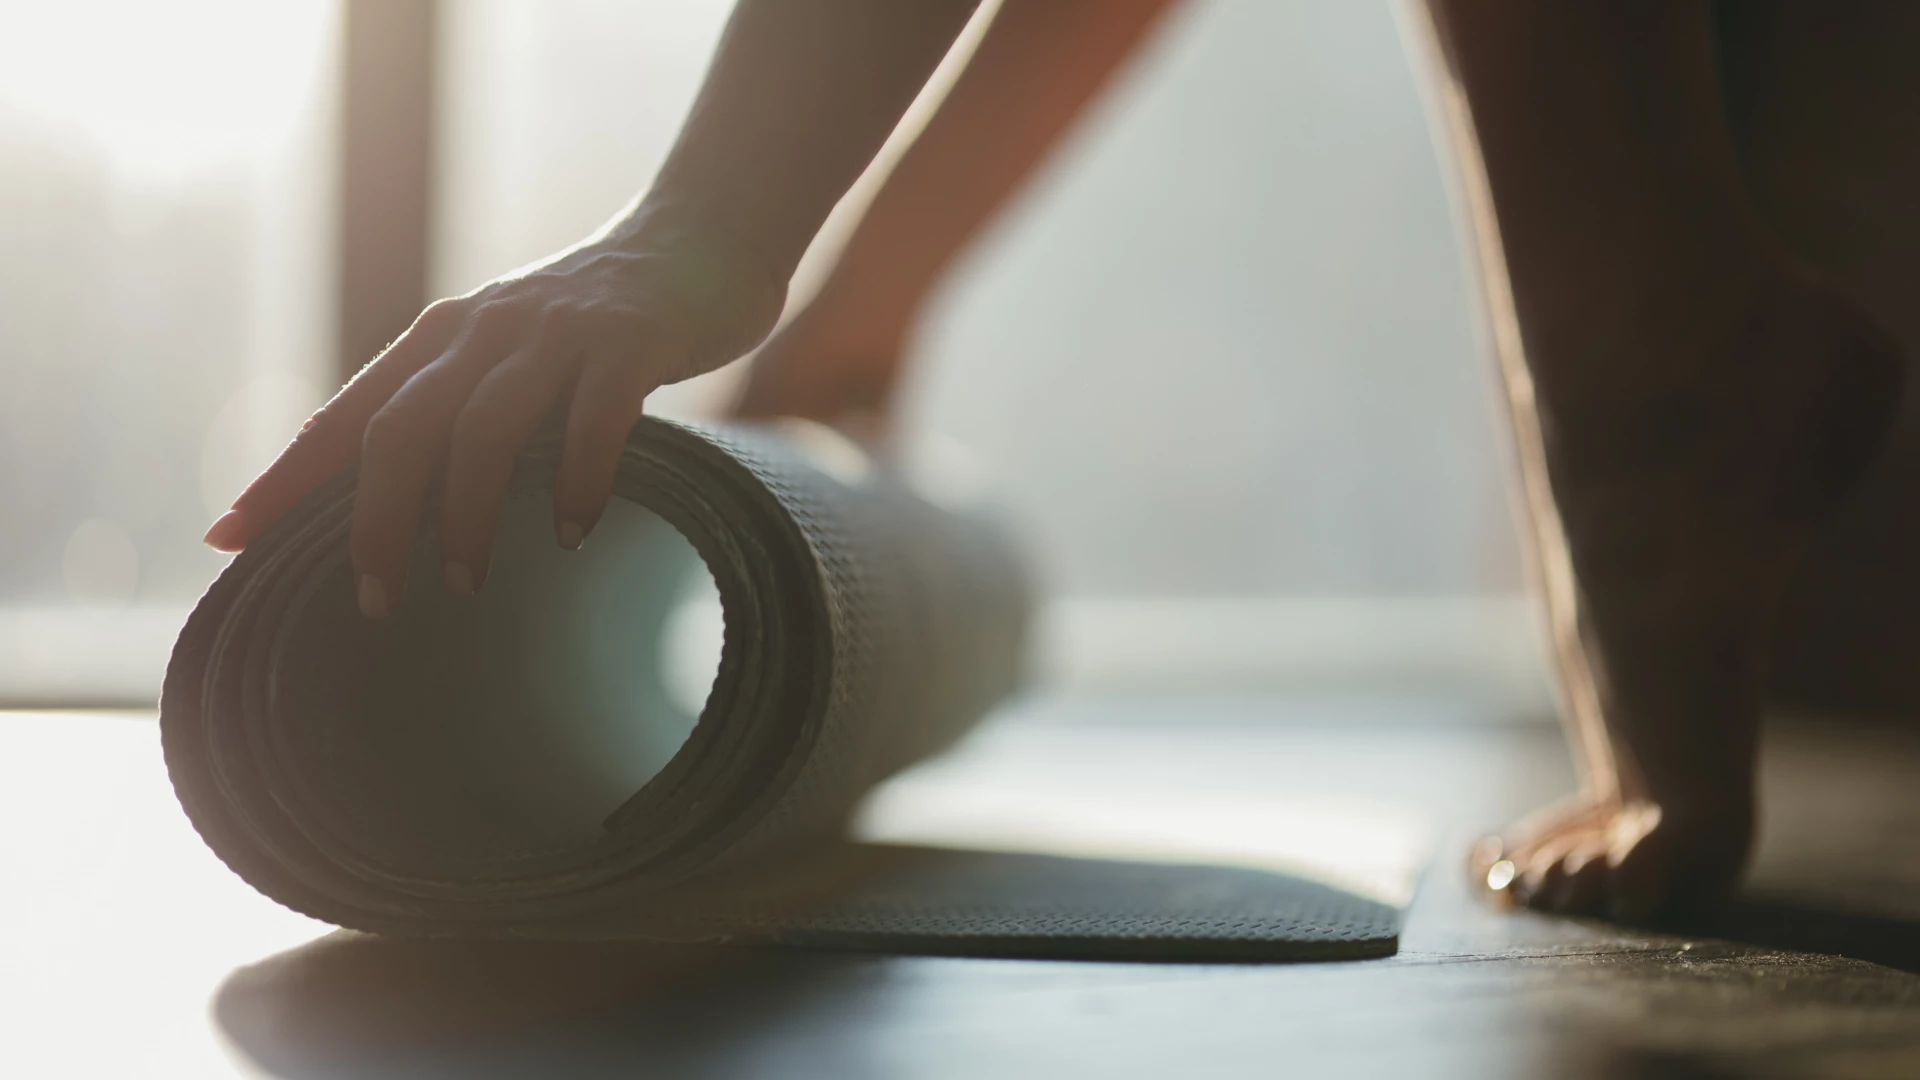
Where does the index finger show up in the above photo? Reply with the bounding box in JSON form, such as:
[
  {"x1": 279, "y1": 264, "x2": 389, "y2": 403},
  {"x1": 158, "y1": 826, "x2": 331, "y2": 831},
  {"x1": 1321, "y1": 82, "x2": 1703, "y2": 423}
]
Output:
[{"x1": 204, "y1": 299, "x2": 469, "y2": 551}]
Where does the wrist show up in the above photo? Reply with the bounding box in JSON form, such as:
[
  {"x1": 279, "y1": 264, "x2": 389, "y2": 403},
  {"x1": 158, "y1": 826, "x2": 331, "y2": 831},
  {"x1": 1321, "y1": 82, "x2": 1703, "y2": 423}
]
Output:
[
  {"x1": 612, "y1": 196, "x2": 782, "y2": 283},
  {"x1": 601, "y1": 197, "x2": 791, "y2": 364}
]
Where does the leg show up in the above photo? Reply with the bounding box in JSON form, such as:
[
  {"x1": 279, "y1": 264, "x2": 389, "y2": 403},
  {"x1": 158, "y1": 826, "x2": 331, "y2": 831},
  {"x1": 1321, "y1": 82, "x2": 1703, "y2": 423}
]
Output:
[
  {"x1": 729, "y1": 0, "x2": 1181, "y2": 438},
  {"x1": 1409, "y1": 0, "x2": 1904, "y2": 918},
  {"x1": 1714, "y1": 1, "x2": 1920, "y2": 714}
]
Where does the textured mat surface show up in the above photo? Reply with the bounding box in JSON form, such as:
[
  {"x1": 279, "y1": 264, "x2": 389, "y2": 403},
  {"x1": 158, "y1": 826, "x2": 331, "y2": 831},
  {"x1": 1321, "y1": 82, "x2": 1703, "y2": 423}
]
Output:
[
  {"x1": 598, "y1": 843, "x2": 1402, "y2": 961},
  {"x1": 162, "y1": 419, "x2": 1399, "y2": 959}
]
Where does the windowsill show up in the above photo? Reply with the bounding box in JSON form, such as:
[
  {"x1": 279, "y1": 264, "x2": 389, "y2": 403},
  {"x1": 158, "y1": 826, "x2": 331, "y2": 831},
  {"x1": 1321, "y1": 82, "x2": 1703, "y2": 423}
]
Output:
[
  {"x1": 0, "y1": 605, "x2": 188, "y2": 708},
  {"x1": 0, "y1": 594, "x2": 1553, "y2": 718}
]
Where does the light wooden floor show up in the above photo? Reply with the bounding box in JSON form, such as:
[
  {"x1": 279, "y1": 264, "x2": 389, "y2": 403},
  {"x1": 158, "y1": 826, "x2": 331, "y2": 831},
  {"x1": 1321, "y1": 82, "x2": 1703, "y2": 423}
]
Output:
[{"x1": 6, "y1": 697, "x2": 1920, "y2": 1078}]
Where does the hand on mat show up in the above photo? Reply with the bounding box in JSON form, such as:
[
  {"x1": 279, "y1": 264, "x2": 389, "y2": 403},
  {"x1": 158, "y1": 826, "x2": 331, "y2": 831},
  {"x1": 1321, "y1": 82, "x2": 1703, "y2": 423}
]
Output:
[{"x1": 202, "y1": 216, "x2": 784, "y2": 616}]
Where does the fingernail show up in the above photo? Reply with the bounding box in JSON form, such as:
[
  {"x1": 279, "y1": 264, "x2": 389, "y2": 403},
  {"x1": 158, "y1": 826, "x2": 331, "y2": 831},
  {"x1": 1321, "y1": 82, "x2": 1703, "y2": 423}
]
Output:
[
  {"x1": 357, "y1": 575, "x2": 389, "y2": 619},
  {"x1": 443, "y1": 561, "x2": 474, "y2": 597},
  {"x1": 557, "y1": 520, "x2": 583, "y2": 550},
  {"x1": 202, "y1": 509, "x2": 249, "y2": 552}
]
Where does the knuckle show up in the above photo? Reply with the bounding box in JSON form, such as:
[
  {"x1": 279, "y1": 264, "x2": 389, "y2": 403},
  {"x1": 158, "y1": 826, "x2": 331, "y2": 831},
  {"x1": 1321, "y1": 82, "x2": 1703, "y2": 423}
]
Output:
[
  {"x1": 360, "y1": 408, "x2": 427, "y2": 460},
  {"x1": 468, "y1": 298, "x2": 526, "y2": 337},
  {"x1": 537, "y1": 299, "x2": 589, "y2": 333},
  {"x1": 536, "y1": 299, "x2": 620, "y2": 349},
  {"x1": 295, "y1": 400, "x2": 343, "y2": 439},
  {"x1": 413, "y1": 297, "x2": 468, "y2": 336},
  {"x1": 416, "y1": 294, "x2": 464, "y2": 322}
]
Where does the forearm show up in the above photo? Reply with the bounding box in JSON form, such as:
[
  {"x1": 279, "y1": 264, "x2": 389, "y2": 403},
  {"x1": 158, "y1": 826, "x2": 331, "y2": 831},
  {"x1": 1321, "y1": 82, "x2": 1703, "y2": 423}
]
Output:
[
  {"x1": 819, "y1": 0, "x2": 1181, "y2": 323},
  {"x1": 620, "y1": 0, "x2": 983, "y2": 285}
]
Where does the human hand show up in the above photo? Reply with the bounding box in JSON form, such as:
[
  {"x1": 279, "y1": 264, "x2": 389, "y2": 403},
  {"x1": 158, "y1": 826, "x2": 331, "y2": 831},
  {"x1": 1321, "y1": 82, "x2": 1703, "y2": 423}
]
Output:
[{"x1": 203, "y1": 215, "x2": 784, "y2": 616}]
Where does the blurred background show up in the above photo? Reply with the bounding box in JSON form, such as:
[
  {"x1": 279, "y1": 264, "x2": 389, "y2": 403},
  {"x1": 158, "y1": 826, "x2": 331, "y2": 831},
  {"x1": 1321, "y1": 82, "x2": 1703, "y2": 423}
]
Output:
[{"x1": 0, "y1": 0, "x2": 1552, "y2": 715}]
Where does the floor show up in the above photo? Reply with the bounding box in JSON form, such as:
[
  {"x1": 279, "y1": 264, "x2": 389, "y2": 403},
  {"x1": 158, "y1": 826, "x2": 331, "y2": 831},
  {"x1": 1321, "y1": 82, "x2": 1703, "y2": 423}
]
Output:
[{"x1": 5, "y1": 694, "x2": 1920, "y2": 1079}]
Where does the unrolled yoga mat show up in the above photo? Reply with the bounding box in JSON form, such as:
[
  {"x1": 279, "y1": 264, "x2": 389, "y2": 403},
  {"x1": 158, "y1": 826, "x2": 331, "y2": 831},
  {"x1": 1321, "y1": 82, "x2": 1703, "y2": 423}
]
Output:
[{"x1": 162, "y1": 418, "x2": 1400, "y2": 960}]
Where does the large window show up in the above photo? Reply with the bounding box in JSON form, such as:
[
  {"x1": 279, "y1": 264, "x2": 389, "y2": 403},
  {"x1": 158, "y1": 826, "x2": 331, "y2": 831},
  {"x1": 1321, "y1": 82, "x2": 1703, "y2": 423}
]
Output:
[
  {"x1": 1, "y1": 0, "x2": 1550, "y2": 714},
  {"x1": 434, "y1": 0, "x2": 1543, "y2": 709},
  {"x1": 0, "y1": 0, "x2": 338, "y2": 701}
]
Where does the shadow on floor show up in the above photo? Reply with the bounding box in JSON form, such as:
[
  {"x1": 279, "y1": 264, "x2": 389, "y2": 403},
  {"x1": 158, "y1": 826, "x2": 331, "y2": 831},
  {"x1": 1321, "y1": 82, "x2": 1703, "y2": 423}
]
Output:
[
  {"x1": 214, "y1": 932, "x2": 873, "y2": 1079},
  {"x1": 1674, "y1": 895, "x2": 1920, "y2": 977}
]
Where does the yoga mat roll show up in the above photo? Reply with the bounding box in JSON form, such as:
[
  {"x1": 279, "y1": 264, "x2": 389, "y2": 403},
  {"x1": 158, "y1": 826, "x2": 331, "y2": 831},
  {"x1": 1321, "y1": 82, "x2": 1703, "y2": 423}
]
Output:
[{"x1": 162, "y1": 418, "x2": 1031, "y2": 938}]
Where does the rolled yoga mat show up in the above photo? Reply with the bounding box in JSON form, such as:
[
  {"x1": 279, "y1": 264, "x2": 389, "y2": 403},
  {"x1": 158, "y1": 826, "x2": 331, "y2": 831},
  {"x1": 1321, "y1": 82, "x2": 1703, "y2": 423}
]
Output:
[{"x1": 163, "y1": 418, "x2": 1400, "y2": 960}]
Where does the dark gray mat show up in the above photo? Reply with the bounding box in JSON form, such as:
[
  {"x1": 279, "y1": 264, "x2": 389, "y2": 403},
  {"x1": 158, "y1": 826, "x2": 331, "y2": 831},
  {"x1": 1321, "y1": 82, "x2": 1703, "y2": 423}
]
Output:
[
  {"x1": 162, "y1": 419, "x2": 1398, "y2": 961},
  {"x1": 610, "y1": 843, "x2": 1401, "y2": 962}
]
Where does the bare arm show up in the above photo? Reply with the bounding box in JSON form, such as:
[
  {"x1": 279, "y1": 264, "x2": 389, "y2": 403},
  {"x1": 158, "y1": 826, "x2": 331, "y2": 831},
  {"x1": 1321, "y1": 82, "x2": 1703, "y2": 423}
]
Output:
[
  {"x1": 734, "y1": 0, "x2": 1182, "y2": 432},
  {"x1": 647, "y1": 0, "x2": 988, "y2": 283}
]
